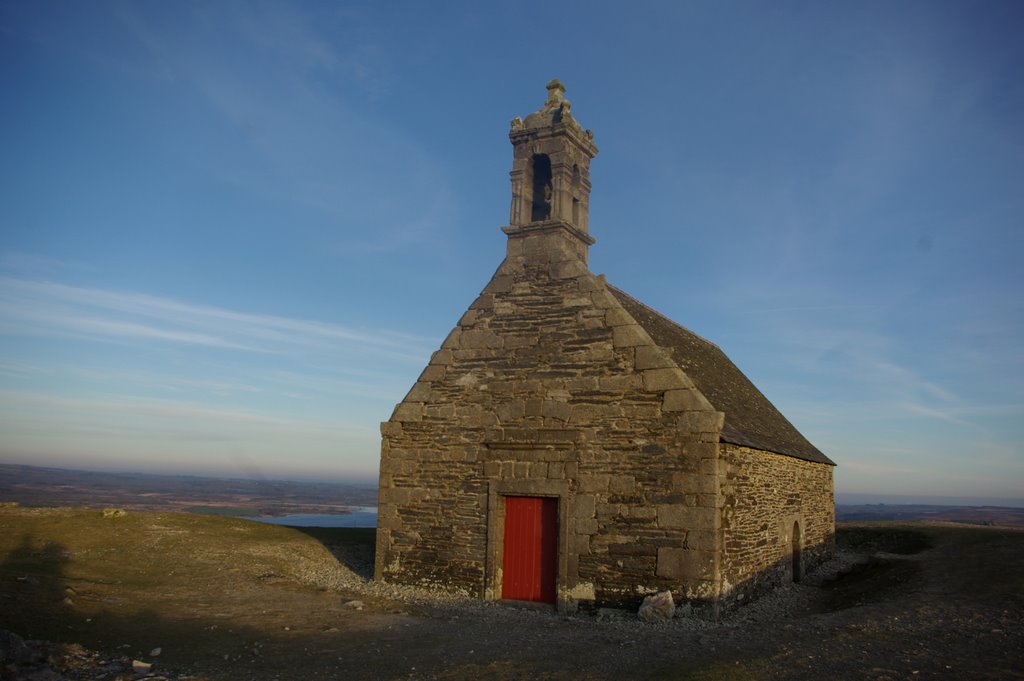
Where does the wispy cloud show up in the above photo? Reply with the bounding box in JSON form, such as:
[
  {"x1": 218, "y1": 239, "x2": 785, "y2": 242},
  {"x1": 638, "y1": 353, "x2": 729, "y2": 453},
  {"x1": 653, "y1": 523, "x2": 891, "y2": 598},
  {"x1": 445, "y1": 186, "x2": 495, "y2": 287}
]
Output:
[
  {"x1": 0, "y1": 252, "x2": 89, "y2": 276},
  {"x1": 0, "y1": 389, "x2": 373, "y2": 434},
  {"x1": 0, "y1": 276, "x2": 435, "y2": 361}
]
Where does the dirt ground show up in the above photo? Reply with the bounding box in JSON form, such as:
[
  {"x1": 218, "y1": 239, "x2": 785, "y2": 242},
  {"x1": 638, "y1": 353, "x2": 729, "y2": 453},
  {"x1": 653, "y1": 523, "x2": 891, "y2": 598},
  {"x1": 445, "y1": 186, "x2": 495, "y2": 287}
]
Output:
[{"x1": 1, "y1": 508, "x2": 1022, "y2": 680}]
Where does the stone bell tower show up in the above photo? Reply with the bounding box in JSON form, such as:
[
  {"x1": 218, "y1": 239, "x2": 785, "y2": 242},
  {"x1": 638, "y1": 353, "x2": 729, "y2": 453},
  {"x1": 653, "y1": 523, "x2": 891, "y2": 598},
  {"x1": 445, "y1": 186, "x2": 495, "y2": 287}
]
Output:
[{"x1": 503, "y1": 79, "x2": 599, "y2": 263}]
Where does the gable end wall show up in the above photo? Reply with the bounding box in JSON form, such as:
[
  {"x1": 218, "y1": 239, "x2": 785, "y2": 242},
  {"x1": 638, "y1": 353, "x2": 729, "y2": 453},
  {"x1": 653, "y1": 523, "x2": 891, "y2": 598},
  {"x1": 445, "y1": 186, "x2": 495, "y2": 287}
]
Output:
[{"x1": 375, "y1": 230, "x2": 728, "y2": 610}]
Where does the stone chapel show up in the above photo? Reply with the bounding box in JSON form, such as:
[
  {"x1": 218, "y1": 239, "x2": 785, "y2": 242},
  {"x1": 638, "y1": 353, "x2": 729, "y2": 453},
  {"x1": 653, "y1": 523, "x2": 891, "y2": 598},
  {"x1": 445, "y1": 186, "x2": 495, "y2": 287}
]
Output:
[{"x1": 375, "y1": 80, "x2": 835, "y2": 613}]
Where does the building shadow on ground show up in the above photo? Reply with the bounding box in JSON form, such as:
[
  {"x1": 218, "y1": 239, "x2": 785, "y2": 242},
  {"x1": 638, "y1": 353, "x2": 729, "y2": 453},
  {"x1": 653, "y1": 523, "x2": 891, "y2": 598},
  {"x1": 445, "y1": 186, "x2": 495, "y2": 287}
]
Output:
[{"x1": 292, "y1": 526, "x2": 376, "y2": 580}]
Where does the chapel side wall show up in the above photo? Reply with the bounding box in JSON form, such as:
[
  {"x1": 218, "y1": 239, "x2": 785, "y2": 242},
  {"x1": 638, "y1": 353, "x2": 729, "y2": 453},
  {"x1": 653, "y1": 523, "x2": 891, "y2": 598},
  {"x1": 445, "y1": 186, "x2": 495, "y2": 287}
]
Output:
[{"x1": 718, "y1": 444, "x2": 834, "y2": 604}]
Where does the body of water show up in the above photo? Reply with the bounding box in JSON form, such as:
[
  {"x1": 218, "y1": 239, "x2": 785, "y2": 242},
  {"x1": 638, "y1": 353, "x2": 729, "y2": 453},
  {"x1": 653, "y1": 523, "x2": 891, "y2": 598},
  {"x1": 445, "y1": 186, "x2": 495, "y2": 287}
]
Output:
[{"x1": 248, "y1": 506, "x2": 377, "y2": 528}]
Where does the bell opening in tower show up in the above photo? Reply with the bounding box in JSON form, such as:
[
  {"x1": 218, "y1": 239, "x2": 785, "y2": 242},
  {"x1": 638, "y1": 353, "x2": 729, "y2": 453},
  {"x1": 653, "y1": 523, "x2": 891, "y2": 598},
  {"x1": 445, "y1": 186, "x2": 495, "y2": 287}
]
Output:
[{"x1": 530, "y1": 154, "x2": 553, "y2": 222}]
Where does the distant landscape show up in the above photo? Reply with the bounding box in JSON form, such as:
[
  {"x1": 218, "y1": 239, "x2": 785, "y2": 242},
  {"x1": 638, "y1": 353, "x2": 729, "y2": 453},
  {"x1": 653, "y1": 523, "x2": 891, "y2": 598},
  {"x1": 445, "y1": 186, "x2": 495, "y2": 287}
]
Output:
[
  {"x1": 835, "y1": 503, "x2": 1024, "y2": 526},
  {"x1": 2, "y1": 463, "x2": 1023, "y2": 528},
  {"x1": 0, "y1": 463, "x2": 377, "y2": 518}
]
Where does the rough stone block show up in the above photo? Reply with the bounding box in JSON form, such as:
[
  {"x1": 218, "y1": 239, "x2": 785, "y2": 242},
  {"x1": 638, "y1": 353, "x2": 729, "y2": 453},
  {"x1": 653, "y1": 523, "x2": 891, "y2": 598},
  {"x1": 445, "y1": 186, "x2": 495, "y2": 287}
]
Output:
[
  {"x1": 550, "y1": 260, "x2": 587, "y2": 279},
  {"x1": 503, "y1": 334, "x2": 537, "y2": 349},
  {"x1": 541, "y1": 400, "x2": 571, "y2": 421},
  {"x1": 392, "y1": 403, "x2": 424, "y2": 422},
  {"x1": 469, "y1": 293, "x2": 494, "y2": 311},
  {"x1": 604, "y1": 308, "x2": 634, "y2": 327},
  {"x1": 634, "y1": 345, "x2": 675, "y2": 370},
  {"x1": 438, "y1": 329, "x2": 463, "y2": 352},
  {"x1": 425, "y1": 403, "x2": 456, "y2": 419},
  {"x1": 638, "y1": 591, "x2": 676, "y2": 621},
  {"x1": 569, "y1": 404, "x2": 614, "y2": 423},
  {"x1": 378, "y1": 458, "x2": 402, "y2": 474},
  {"x1": 612, "y1": 324, "x2": 648, "y2": 348},
  {"x1": 497, "y1": 400, "x2": 526, "y2": 422},
  {"x1": 429, "y1": 349, "x2": 453, "y2": 366},
  {"x1": 696, "y1": 454, "x2": 720, "y2": 475},
  {"x1": 697, "y1": 475, "x2": 718, "y2": 495},
  {"x1": 618, "y1": 505, "x2": 657, "y2": 521},
  {"x1": 565, "y1": 377, "x2": 599, "y2": 391},
  {"x1": 572, "y1": 533, "x2": 592, "y2": 555},
  {"x1": 696, "y1": 494, "x2": 721, "y2": 510},
  {"x1": 656, "y1": 547, "x2": 715, "y2": 581},
  {"x1": 642, "y1": 368, "x2": 691, "y2": 392},
  {"x1": 563, "y1": 581, "x2": 596, "y2": 602},
  {"x1": 461, "y1": 329, "x2": 502, "y2": 349},
  {"x1": 377, "y1": 515, "x2": 403, "y2": 531},
  {"x1": 582, "y1": 342, "x2": 614, "y2": 362},
  {"x1": 380, "y1": 421, "x2": 403, "y2": 437},
  {"x1": 662, "y1": 388, "x2": 711, "y2": 412},
  {"x1": 676, "y1": 411, "x2": 725, "y2": 434},
  {"x1": 524, "y1": 398, "x2": 543, "y2": 417},
  {"x1": 579, "y1": 474, "x2": 610, "y2": 492},
  {"x1": 590, "y1": 290, "x2": 618, "y2": 309},
  {"x1": 378, "y1": 487, "x2": 412, "y2": 505},
  {"x1": 420, "y1": 365, "x2": 446, "y2": 382},
  {"x1": 573, "y1": 494, "x2": 596, "y2": 519},
  {"x1": 576, "y1": 274, "x2": 604, "y2": 293},
  {"x1": 597, "y1": 375, "x2": 638, "y2": 391},
  {"x1": 685, "y1": 529, "x2": 718, "y2": 552},
  {"x1": 657, "y1": 505, "x2": 712, "y2": 529},
  {"x1": 404, "y1": 382, "x2": 431, "y2": 402},
  {"x1": 525, "y1": 252, "x2": 556, "y2": 270},
  {"x1": 608, "y1": 475, "x2": 635, "y2": 495}
]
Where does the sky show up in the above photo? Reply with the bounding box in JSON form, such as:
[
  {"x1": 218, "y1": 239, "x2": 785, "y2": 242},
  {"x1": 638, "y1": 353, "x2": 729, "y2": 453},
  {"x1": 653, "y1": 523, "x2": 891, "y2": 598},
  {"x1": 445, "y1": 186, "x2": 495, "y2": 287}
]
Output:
[{"x1": 1, "y1": 1, "x2": 1022, "y2": 502}]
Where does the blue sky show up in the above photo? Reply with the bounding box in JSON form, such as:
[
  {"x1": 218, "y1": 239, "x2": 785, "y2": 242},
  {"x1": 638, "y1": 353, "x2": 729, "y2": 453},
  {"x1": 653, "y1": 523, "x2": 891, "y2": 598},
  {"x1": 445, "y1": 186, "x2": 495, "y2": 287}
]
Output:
[{"x1": 1, "y1": 1, "x2": 1021, "y2": 502}]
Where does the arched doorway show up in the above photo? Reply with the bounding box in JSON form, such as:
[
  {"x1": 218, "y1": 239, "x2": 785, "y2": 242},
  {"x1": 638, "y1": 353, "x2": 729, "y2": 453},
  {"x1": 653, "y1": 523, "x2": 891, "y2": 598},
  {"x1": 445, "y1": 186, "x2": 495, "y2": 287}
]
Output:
[{"x1": 792, "y1": 520, "x2": 802, "y2": 582}]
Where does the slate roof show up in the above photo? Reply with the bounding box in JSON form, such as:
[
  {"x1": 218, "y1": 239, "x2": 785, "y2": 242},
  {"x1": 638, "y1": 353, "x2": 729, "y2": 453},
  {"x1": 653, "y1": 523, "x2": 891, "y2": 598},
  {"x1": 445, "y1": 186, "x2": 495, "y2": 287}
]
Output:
[{"x1": 609, "y1": 285, "x2": 835, "y2": 466}]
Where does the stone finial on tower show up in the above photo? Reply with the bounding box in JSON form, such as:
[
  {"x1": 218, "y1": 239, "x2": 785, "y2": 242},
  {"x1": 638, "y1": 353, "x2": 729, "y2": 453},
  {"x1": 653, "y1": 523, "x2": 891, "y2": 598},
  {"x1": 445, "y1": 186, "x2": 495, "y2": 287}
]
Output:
[
  {"x1": 545, "y1": 79, "x2": 567, "y2": 107},
  {"x1": 503, "y1": 81, "x2": 599, "y2": 263}
]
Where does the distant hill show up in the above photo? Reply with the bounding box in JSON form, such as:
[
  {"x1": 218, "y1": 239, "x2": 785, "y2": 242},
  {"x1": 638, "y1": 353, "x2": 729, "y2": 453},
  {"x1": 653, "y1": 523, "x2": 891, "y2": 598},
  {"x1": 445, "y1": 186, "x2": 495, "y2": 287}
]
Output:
[
  {"x1": 0, "y1": 463, "x2": 377, "y2": 517},
  {"x1": 837, "y1": 503, "x2": 1024, "y2": 527},
  {"x1": 4, "y1": 463, "x2": 1021, "y2": 528}
]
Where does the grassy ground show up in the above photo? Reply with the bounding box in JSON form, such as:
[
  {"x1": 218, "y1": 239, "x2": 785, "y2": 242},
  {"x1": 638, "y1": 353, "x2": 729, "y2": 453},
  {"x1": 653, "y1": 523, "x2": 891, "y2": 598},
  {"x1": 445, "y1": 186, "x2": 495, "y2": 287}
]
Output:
[
  {"x1": 1, "y1": 508, "x2": 1022, "y2": 680},
  {"x1": 0, "y1": 507, "x2": 389, "y2": 678}
]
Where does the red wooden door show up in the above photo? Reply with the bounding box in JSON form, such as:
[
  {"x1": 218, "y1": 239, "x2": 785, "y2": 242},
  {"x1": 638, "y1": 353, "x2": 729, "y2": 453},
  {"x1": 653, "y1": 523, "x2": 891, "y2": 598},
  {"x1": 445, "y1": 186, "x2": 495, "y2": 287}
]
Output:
[{"x1": 502, "y1": 496, "x2": 558, "y2": 603}]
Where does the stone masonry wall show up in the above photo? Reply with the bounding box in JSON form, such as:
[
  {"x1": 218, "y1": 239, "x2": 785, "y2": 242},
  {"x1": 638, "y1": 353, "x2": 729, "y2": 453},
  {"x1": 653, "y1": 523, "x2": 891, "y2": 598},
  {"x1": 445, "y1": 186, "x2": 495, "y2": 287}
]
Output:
[
  {"x1": 376, "y1": 228, "x2": 725, "y2": 610},
  {"x1": 718, "y1": 443, "x2": 835, "y2": 605}
]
